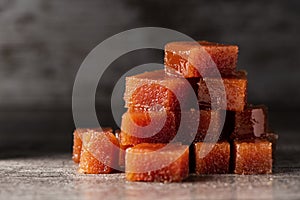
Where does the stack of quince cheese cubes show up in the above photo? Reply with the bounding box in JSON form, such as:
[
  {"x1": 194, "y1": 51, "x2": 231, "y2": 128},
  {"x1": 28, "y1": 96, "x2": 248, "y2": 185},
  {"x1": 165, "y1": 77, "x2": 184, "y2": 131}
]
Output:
[{"x1": 73, "y1": 41, "x2": 278, "y2": 182}]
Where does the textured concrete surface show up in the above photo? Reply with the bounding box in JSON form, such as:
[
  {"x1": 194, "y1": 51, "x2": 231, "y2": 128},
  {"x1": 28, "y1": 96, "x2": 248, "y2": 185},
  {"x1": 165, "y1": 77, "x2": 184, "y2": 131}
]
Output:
[
  {"x1": 0, "y1": 152, "x2": 299, "y2": 200},
  {"x1": 1, "y1": 132, "x2": 300, "y2": 200}
]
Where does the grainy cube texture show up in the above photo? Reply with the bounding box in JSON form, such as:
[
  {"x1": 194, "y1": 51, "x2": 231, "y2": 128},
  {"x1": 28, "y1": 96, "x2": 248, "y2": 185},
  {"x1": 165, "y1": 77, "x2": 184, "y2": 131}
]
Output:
[
  {"x1": 124, "y1": 70, "x2": 197, "y2": 112},
  {"x1": 231, "y1": 105, "x2": 268, "y2": 139},
  {"x1": 120, "y1": 111, "x2": 178, "y2": 146},
  {"x1": 194, "y1": 141, "x2": 230, "y2": 174},
  {"x1": 72, "y1": 129, "x2": 85, "y2": 163},
  {"x1": 78, "y1": 130, "x2": 119, "y2": 174},
  {"x1": 198, "y1": 71, "x2": 247, "y2": 111},
  {"x1": 125, "y1": 143, "x2": 189, "y2": 182},
  {"x1": 165, "y1": 41, "x2": 238, "y2": 78},
  {"x1": 233, "y1": 139, "x2": 273, "y2": 174},
  {"x1": 72, "y1": 128, "x2": 112, "y2": 163},
  {"x1": 120, "y1": 109, "x2": 223, "y2": 146},
  {"x1": 176, "y1": 109, "x2": 224, "y2": 144}
]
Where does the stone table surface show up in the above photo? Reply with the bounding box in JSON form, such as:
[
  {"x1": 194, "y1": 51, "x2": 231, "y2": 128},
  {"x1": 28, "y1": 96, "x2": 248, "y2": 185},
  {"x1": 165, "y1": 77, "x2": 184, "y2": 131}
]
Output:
[{"x1": 0, "y1": 144, "x2": 299, "y2": 200}]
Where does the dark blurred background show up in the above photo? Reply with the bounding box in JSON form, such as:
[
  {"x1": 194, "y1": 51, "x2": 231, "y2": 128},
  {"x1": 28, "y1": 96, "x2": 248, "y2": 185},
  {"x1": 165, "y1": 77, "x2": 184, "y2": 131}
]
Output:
[{"x1": 0, "y1": 0, "x2": 299, "y2": 154}]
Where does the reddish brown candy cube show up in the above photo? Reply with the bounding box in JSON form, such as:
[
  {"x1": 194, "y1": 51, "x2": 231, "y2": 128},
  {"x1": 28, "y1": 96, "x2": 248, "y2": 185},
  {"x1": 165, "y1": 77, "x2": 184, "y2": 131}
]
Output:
[
  {"x1": 72, "y1": 129, "x2": 84, "y2": 163},
  {"x1": 120, "y1": 111, "x2": 178, "y2": 146},
  {"x1": 78, "y1": 130, "x2": 119, "y2": 174},
  {"x1": 173, "y1": 109, "x2": 224, "y2": 144},
  {"x1": 165, "y1": 41, "x2": 238, "y2": 78},
  {"x1": 124, "y1": 70, "x2": 196, "y2": 112},
  {"x1": 72, "y1": 128, "x2": 112, "y2": 163},
  {"x1": 180, "y1": 109, "x2": 224, "y2": 143},
  {"x1": 125, "y1": 143, "x2": 189, "y2": 182},
  {"x1": 194, "y1": 141, "x2": 230, "y2": 174},
  {"x1": 198, "y1": 71, "x2": 247, "y2": 111},
  {"x1": 233, "y1": 139, "x2": 272, "y2": 174},
  {"x1": 231, "y1": 105, "x2": 268, "y2": 139},
  {"x1": 120, "y1": 109, "x2": 223, "y2": 146}
]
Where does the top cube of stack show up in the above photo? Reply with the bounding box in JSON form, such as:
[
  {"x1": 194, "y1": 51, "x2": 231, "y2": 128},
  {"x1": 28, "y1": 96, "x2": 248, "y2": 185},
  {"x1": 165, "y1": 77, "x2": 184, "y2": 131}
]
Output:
[{"x1": 165, "y1": 41, "x2": 239, "y2": 78}]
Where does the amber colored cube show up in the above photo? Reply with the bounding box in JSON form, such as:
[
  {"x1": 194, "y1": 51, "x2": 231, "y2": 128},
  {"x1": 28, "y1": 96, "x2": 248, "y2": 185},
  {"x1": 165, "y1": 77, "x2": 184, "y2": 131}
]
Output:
[
  {"x1": 78, "y1": 130, "x2": 119, "y2": 174},
  {"x1": 198, "y1": 71, "x2": 247, "y2": 111},
  {"x1": 120, "y1": 109, "x2": 223, "y2": 146},
  {"x1": 120, "y1": 111, "x2": 178, "y2": 146},
  {"x1": 233, "y1": 139, "x2": 272, "y2": 174},
  {"x1": 125, "y1": 143, "x2": 189, "y2": 182},
  {"x1": 194, "y1": 141, "x2": 230, "y2": 174},
  {"x1": 165, "y1": 41, "x2": 238, "y2": 78},
  {"x1": 72, "y1": 128, "x2": 112, "y2": 163},
  {"x1": 231, "y1": 105, "x2": 268, "y2": 139},
  {"x1": 124, "y1": 70, "x2": 197, "y2": 112},
  {"x1": 176, "y1": 109, "x2": 224, "y2": 144},
  {"x1": 72, "y1": 129, "x2": 84, "y2": 163}
]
